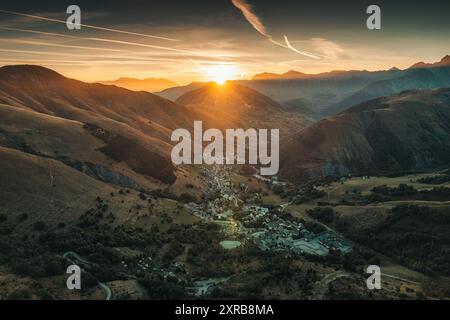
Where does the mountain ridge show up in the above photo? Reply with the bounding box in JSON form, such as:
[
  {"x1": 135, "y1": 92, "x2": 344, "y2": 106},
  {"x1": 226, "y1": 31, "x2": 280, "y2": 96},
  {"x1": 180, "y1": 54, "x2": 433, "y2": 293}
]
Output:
[
  {"x1": 157, "y1": 55, "x2": 450, "y2": 118},
  {"x1": 279, "y1": 87, "x2": 450, "y2": 182},
  {"x1": 324, "y1": 65, "x2": 450, "y2": 116},
  {"x1": 97, "y1": 76, "x2": 178, "y2": 92},
  {"x1": 0, "y1": 65, "x2": 195, "y2": 184},
  {"x1": 175, "y1": 82, "x2": 304, "y2": 133}
]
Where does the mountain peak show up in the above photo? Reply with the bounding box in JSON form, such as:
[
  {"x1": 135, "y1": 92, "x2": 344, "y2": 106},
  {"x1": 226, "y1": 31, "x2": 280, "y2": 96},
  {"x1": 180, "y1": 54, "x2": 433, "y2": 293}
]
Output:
[
  {"x1": 174, "y1": 82, "x2": 303, "y2": 134},
  {"x1": 0, "y1": 64, "x2": 64, "y2": 80},
  {"x1": 283, "y1": 70, "x2": 307, "y2": 77},
  {"x1": 437, "y1": 55, "x2": 450, "y2": 66},
  {"x1": 175, "y1": 82, "x2": 284, "y2": 113},
  {"x1": 408, "y1": 61, "x2": 428, "y2": 69},
  {"x1": 251, "y1": 72, "x2": 283, "y2": 80},
  {"x1": 251, "y1": 69, "x2": 309, "y2": 80},
  {"x1": 408, "y1": 54, "x2": 450, "y2": 69},
  {"x1": 97, "y1": 76, "x2": 178, "y2": 92}
]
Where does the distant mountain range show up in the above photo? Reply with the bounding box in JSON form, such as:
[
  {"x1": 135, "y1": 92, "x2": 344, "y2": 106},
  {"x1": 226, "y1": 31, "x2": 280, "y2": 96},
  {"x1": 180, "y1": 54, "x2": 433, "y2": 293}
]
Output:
[
  {"x1": 97, "y1": 77, "x2": 178, "y2": 92},
  {"x1": 156, "y1": 55, "x2": 450, "y2": 118},
  {"x1": 408, "y1": 55, "x2": 450, "y2": 69},
  {"x1": 156, "y1": 69, "x2": 400, "y2": 110},
  {"x1": 156, "y1": 82, "x2": 206, "y2": 101},
  {"x1": 252, "y1": 70, "x2": 312, "y2": 81},
  {"x1": 324, "y1": 56, "x2": 450, "y2": 116},
  {"x1": 279, "y1": 87, "x2": 450, "y2": 182},
  {"x1": 251, "y1": 69, "x2": 376, "y2": 81}
]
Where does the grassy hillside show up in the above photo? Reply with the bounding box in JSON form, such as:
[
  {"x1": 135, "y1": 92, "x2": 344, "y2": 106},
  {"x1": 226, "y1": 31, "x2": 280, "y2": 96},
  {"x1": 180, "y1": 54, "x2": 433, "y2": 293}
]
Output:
[{"x1": 280, "y1": 88, "x2": 450, "y2": 182}]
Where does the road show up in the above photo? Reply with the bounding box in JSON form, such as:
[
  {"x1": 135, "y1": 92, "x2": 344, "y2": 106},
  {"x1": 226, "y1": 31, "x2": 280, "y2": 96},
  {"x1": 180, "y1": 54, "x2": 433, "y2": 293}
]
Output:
[
  {"x1": 63, "y1": 251, "x2": 112, "y2": 300},
  {"x1": 381, "y1": 273, "x2": 420, "y2": 285},
  {"x1": 312, "y1": 271, "x2": 352, "y2": 299}
]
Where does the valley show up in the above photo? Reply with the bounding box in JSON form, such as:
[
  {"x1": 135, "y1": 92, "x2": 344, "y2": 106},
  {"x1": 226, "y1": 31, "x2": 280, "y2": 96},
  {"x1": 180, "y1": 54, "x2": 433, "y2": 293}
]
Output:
[
  {"x1": 0, "y1": 63, "x2": 449, "y2": 300},
  {"x1": 1, "y1": 0, "x2": 450, "y2": 309}
]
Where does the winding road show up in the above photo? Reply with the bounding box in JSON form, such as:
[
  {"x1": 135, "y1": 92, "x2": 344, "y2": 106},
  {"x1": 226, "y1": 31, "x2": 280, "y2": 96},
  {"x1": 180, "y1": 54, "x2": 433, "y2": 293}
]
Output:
[
  {"x1": 63, "y1": 251, "x2": 112, "y2": 300},
  {"x1": 313, "y1": 271, "x2": 352, "y2": 299}
]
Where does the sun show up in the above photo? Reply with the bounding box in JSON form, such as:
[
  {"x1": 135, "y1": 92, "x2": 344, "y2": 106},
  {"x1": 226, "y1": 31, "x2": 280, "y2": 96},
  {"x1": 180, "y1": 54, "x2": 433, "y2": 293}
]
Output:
[{"x1": 205, "y1": 65, "x2": 239, "y2": 85}]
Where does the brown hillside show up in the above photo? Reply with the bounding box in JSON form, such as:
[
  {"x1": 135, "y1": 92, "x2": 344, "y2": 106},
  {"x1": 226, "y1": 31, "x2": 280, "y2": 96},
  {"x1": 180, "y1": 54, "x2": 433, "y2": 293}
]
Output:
[{"x1": 280, "y1": 88, "x2": 450, "y2": 182}]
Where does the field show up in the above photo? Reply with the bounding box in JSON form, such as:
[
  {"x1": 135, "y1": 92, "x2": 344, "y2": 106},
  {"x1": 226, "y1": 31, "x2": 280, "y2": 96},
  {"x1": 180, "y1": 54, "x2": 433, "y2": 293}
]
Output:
[{"x1": 258, "y1": 172, "x2": 450, "y2": 298}]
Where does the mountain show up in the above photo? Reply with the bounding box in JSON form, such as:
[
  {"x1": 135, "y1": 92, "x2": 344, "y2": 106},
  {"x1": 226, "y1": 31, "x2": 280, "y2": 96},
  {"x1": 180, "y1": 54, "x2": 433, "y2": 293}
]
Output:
[
  {"x1": 97, "y1": 77, "x2": 178, "y2": 93},
  {"x1": 242, "y1": 55, "x2": 450, "y2": 117},
  {"x1": 239, "y1": 69, "x2": 401, "y2": 114},
  {"x1": 175, "y1": 82, "x2": 304, "y2": 133},
  {"x1": 324, "y1": 66, "x2": 450, "y2": 116},
  {"x1": 0, "y1": 65, "x2": 194, "y2": 149},
  {"x1": 408, "y1": 55, "x2": 450, "y2": 69},
  {"x1": 152, "y1": 55, "x2": 450, "y2": 119},
  {"x1": 279, "y1": 88, "x2": 450, "y2": 182},
  {"x1": 155, "y1": 82, "x2": 206, "y2": 101},
  {"x1": 251, "y1": 72, "x2": 282, "y2": 81},
  {"x1": 435, "y1": 55, "x2": 450, "y2": 67},
  {"x1": 252, "y1": 70, "x2": 310, "y2": 80},
  {"x1": 0, "y1": 103, "x2": 169, "y2": 185},
  {"x1": 250, "y1": 69, "x2": 381, "y2": 81},
  {"x1": 0, "y1": 65, "x2": 305, "y2": 185},
  {"x1": 0, "y1": 65, "x2": 198, "y2": 184},
  {"x1": 0, "y1": 144, "x2": 117, "y2": 228},
  {"x1": 157, "y1": 69, "x2": 402, "y2": 112}
]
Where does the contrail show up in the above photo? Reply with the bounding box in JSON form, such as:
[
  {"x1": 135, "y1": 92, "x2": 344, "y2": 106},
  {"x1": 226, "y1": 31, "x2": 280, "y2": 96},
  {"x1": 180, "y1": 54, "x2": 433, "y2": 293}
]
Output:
[
  {"x1": 0, "y1": 37, "x2": 226, "y2": 58},
  {"x1": 87, "y1": 37, "x2": 202, "y2": 55},
  {"x1": 0, "y1": 48, "x2": 184, "y2": 62},
  {"x1": 0, "y1": 9, "x2": 179, "y2": 42},
  {"x1": 283, "y1": 35, "x2": 322, "y2": 59},
  {"x1": 0, "y1": 38, "x2": 131, "y2": 53},
  {"x1": 0, "y1": 57, "x2": 181, "y2": 66},
  {"x1": 230, "y1": 0, "x2": 268, "y2": 36},
  {"x1": 0, "y1": 27, "x2": 214, "y2": 56},
  {"x1": 230, "y1": 0, "x2": 320, "y2": 59},
  {"x1": 0, "y1": 27, "x2": 248, "y2": 60},
  {"x1": 0, "y1": 49, "x2": 254, "y2": 68}
]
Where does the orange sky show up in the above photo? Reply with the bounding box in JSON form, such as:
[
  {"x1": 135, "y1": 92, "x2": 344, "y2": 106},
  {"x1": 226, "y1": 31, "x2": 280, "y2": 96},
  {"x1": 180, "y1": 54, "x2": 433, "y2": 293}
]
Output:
[{"x1": 0, "y1": 2, "x2": 449, "y2": 85}]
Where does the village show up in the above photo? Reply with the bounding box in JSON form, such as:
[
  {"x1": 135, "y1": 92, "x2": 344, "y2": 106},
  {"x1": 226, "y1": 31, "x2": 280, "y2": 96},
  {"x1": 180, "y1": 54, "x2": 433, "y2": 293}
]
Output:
[{"x1": 187, "y1": 164, "x2": 352, "y2": 258}]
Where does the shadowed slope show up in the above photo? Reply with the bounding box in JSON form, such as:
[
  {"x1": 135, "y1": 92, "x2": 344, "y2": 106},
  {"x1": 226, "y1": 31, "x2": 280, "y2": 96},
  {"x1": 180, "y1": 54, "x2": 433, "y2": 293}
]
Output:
[{"x1": 280, "y1": 88, "x2": 450, "y2": 182}]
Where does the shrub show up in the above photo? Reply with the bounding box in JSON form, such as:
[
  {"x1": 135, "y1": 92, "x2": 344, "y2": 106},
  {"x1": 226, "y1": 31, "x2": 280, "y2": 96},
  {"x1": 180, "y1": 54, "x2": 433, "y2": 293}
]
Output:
[
  {"x1": 32, "y1": 221, "x2": 47, "y2": 231},
  {"x1": 179, "y1": 193, "x2": 196, "y2": 203},
  {"x1": 272, "y1": 184, "x2": 284, "y2": 195},
  {"x1": 8, "y1": 288, "x2": 32, "y2": 300},
  {"x1": 417, "y1": 175, "x2": 450, "y2": 185},
  {"x1": 372, "y1": 184, "x2": 417, "y2": 196},
  {"x1": 307, "y1": 207, "x2": 335, "y2": 224}
]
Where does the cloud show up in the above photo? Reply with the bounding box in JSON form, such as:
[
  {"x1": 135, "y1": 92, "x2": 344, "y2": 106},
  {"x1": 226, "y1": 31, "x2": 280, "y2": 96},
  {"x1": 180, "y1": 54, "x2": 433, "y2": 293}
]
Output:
[
  {"x1": 231, "y1": 0, "x2": 268, "y2": 37},
  {"x1": 231, "y1": 0, "x2": 320, "y2": 59}
]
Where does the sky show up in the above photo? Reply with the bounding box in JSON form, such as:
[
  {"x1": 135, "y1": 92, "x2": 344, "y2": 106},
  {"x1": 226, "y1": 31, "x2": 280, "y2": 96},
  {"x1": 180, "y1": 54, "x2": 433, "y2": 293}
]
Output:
[{"x1": 0, "y1": 0, "x2": 449, "y2": 84}]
